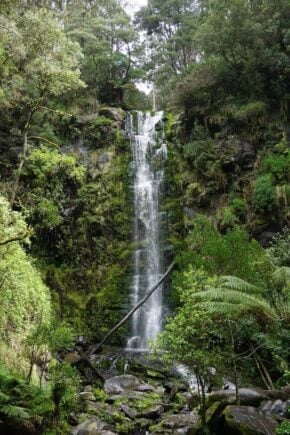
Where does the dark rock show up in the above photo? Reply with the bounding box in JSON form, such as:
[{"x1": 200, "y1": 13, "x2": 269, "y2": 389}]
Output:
[
  {"x1": 104, "y1": 375, "x2": 141, "y2": 394},
  {"x1": 232, "y1": 140, "x2": 255, "y2": 170},
  {"x1": 136, "y1": 418, "x2": 151, "y2": 430},
  {"x1": 135, "y1": 383, "x2": 155, "y2": 392},
  {"x1": 260, "y1": 400, "x2": 273, "y2": 415},
  {"x1": 75, "y1": 335, "x2": 88, "y2": 347},
  {"x1": 83, "y1": 400, "x2": 103, "y2": 413},
  {"x1": 170, "y1": 382, "x2": 188, "y2": 399},
  {"x1": 164, "y1": 382, "x2": 174, "y2": 393},
  {"x1": 106, "y1": 392, "x2": 143, "y2": 404},
  {"x1": 141, "y1": 404, "x2": 164, "y2": 419},
  {"x1": 270, "y1": 399, "x2": 284, "y2": 417},
  {"x1": 120, "y1": 404, "x2": 137, "y2": 419},
  {"x1": 220, "y1": 405, "x2": 278, "y2": 435},
  {"x1": 68, "y1": 412, "x2": 79, "y2": 426}
]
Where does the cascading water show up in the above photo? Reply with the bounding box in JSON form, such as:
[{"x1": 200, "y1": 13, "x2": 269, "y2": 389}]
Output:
[{"x1": 126, "y1": 111, "x2": 167, "y2": 350}]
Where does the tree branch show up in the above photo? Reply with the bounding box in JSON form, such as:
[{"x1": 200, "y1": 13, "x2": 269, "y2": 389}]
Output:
[
  {"x1": 28, "y1": 136, "x2": 60, "y2": 148},
  {"x1": 86, "y1": 261, "x2": 175, "y2": 358},
  {"x1": 0, "y1": 232, "x2": 29, "y2": 246}
]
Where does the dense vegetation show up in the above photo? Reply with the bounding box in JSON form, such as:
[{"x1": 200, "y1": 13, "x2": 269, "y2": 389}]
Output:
[{"x1": 0, "y1": 0, "x2": 289, "y2": 433}]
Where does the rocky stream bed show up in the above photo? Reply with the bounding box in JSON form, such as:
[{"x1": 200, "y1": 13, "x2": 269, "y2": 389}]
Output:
[{"x1": 63, "y1": 345, "x2": 290, "y2": 435}]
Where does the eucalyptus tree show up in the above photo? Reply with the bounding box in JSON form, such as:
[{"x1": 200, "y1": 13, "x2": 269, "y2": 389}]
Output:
[
  {"x1": 65, "y1": 0, "x2": 140, "y2": 106},
  {"x1": 136, "y1": 0, "x2": 199, "y2": 104}
]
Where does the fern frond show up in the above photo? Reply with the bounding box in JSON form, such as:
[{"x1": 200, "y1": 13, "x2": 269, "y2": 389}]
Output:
[
  {"x1": 0, "y1": 404, "x2": 30, "y2": 419},
  {"x1": 273, "y1": 267, "x2": 290, "y2": 287},
  {"x1": 220, "y1": 276, "x2": 261, "y2": 293},
  {"x1": 192, "y1": 288, "x2": 278, "y2": 319}
]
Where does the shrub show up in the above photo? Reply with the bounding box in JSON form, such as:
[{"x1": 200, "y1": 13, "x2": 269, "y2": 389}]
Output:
[
  {"x1": 276, "y1": 420, "x2": 290, "y2": 435},
  {"x1": 261, "y1": 152, "x2": 290, "y2": 184},
  {"x1": 253, "y1": 175, "x2": 277, "y2": 212}
]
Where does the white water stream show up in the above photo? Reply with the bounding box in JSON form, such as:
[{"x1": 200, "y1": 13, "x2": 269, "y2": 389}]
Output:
[{"x1": 126, "y1": 111, "x2": 167, "y2": 350}]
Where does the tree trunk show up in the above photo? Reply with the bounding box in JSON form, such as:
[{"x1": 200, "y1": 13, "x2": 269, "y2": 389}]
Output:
[
  {"x1": 10, "y1": 100, "x2": 42, "y2": 206},
  {"x1": 86, "y1": 261, "x2": 175, "y2": 358},
  {"x1": 249, "y1": 342, "x2": 275, "y2": 390}
]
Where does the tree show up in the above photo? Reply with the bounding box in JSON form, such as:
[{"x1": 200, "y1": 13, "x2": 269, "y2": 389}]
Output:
[
  {"x1": 25, "y1": 319, "x2": 74, "y2": 386},
  {"x1": 171, "y1": 0, "x2": 290, "y2": 125},
  {"x1": 136, "y1": 0, "x2": 199, "y2": 104},
  {"x1": 174, "y1": 264, "x2": 290, "y2": 389},
  {"x1": 154, "y1": 270, "x2": 233, "y2": 426},
  {"x1": 65, "y1": 0, "x2": 140, "y2": 106},
  {"x1": 0, "y1": 8, "x2": 84, "y2": 205}
]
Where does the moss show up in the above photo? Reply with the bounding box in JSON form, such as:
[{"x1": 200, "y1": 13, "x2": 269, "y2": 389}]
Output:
[{"x1": 131, "y1": 392, "x2": 161, "y2": 412}]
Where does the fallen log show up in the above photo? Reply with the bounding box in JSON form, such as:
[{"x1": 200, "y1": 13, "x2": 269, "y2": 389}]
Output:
[{"x1": 86, "y1": 261, "x2": 175, "y2": 358}]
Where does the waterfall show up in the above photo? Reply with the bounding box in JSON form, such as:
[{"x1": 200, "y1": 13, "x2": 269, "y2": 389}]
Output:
[{"x1": 126, "y1": 111, "x2": 167, "y2": 350}]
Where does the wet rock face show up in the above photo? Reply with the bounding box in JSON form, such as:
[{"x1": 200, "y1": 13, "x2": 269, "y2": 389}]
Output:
[
  {"x1": 99, "y1": 107, "x2": 126, "y2": 125},
  {"x1": 220, "y1": 405, "x2": 279, "y2": 435}
]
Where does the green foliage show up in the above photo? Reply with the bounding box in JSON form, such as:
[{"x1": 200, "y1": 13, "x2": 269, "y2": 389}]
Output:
[
  {"x1": 0, "y1": 362, "x2": 54, "y2": 426},
  {"x1": 177, "y1": 215, "x2": 266, "y2": 285},
  {"x1": 268, "y1": 228, "x2": 290, "y2": 267},
  {"x1": 0, "y1": 196, "x2": 51, "y2": 336},
  {"x1": 23, "y1": 145, "x2": 86, "y2": 231},
  {"x1": 0, "y1": 8, "x2": 84, "y2": 110},
  {"x1": 216, "y1": 206, "x2": 238, "y2": 229},
  {"x1": 253, "y1": 175, "x2": 277, "y2": 213},
  {"x1": 131, "y1": 392, "x2": 160, "y2": 412},
  {"x1": 65, "y1": 0, "x2": 139, "y2": 106},
  {"x1": 276, "y1": 420, "x2": 290, "y2": 435},
  {"x1": 93, "y1": 388, "x2": 107, "y2": 402},
  {"x1": 25, "y1": 146, "x2": 86, "y2": 184},
  {"x1": 48, "y1": 363, "x2": 80, "y2": 417}
]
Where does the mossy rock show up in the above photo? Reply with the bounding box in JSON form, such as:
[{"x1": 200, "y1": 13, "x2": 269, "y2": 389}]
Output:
[
  {"x1": 218, "y1": 405, "x2": 278, "y2": 435},
  {"x1": 99, "y1": 107, "x2": 126, "y2": 124}
]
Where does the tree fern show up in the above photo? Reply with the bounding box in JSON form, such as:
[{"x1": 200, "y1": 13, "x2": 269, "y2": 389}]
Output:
[
  {"x1": 220, "y1": 276, "x2": 261, "y2": 294},
  {"x1": 191, "y1": 287, "x2": 278, "y2": 319}
]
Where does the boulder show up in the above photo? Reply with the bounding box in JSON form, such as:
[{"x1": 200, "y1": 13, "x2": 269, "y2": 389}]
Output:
[
  {"x1": 140, "y1": 404, "x2": 164, "y2": 419},
  {"x1": 220, "y1": 405, "x2": 278, "y2": 435},
  {"x1": 270, "y1": 399, "x2": 284, "y2": 418},
  {"x1": 79, "y1": 391, "x2": 96, "y2": 402},
  {"x1": 161, "y1": 412, "x2": 199, "y2": 431},
  {"x1": 83, "y1": 400, "x2": 103, "y2": 413},
  {"x1": 260, "y1": 399, "x2": 290, "y2": 419},
  {"x1": 120, "y1": 404, "x2": 137, "y2": 419},
  {"x1": 104, "y1": 375, "x2": 141, "y2": 394},
  {"x1": 135, "y1": 383, "x2": 155, "y2": 392},
  {"x1": 68, "y1": 412, "x2": 79, "y2": 426},
  {"x1": 71, "y1": 417, "x2": 114, "y2": 435}
]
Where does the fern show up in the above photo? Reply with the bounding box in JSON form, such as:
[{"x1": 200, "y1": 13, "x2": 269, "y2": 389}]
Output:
[
  {"x1": 220, "y1": 276, "x2": 261, "y2": 294},
  {"x1": 0, "y1": 404, "x2": 31, "y2": 419},
  {"x1": 0, "y1": 391, "x2": 10, "y2": 404},
  {"x1": 191, "y1": 285, "x2": 279, "y2": 320}
]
